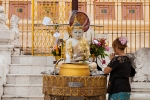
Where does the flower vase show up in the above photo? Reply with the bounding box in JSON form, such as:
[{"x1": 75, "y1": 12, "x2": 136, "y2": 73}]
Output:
[
  {"x1": 55, "y1": 56, "x2": 61, "y2": 61},
  {"x1": 96, "y1": 57, "x2": 102, "y2": 71}
]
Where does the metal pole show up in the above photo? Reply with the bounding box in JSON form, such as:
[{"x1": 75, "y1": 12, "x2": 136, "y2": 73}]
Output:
[
  {"x1": 72, "y1": 0, "x2": 78, "y2": 11},
  {"x1": 32, "y1": 0, "x2": 34, "y2": 55}
]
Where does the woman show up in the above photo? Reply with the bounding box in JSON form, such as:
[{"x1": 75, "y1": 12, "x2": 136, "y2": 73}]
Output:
[{"x1": 104, "y1": 36, "x2": 135, "y2": 100}]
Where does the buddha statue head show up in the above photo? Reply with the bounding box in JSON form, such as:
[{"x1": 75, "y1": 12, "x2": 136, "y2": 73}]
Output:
[
  {"x1": 72, "y1": 22, "x2": 84, "y2": 40},
  {"x1": 67, "y1": 15, "x2": 84, "y2": 40}
]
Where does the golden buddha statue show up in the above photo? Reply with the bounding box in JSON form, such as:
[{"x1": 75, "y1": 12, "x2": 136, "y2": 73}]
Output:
[{"x1": 65, "y1": 16, "x2": 90, "y2": 63}]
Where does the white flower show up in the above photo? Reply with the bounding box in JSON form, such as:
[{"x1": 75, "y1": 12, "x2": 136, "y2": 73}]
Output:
[{"x1": 93, "y1": 40, "x2": 98, "y2": 44}]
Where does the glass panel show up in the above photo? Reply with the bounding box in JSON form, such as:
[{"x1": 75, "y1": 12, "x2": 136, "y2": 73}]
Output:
[
  {"x1": 17, "y1": 8, "x2": 23, "y2": 13},
  {"x1": 129, "y1": 10, "x2": 135, "y2": 13},
  {"x1": 101, "y1": 9, "x2": 107, "y2": 13}
]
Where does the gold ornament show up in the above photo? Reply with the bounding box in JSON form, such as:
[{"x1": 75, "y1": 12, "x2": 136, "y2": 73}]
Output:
[
  {"x1": 67, "y1": 15, "x2": 83, "y2": 37},
  {"x1": 72, "y1": 15, "x2": 83, "y2": 29},
  {"x1": 67, "y1": 38, "x2": 90, "y2": 60}
]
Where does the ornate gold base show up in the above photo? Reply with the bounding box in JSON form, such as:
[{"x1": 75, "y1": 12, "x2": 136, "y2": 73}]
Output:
[{"x1": 43, "y1": 75, "x2": 107, "y2": 97}]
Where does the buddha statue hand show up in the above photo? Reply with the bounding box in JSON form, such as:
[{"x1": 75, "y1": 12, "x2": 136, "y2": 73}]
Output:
[{"x1": 72, "y1": 54, "x2": 84, "y2": 61}]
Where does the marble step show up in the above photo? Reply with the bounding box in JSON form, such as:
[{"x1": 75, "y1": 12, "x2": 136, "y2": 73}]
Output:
[
  {"x1": 2, "y1": 95, "x2": 44, "y2": 100},
  {"x1": 11, "y1": 55, "x2": 55, "y2": 65},
  {"x1": 2, "y1": 93, "x2": 150, "y2": 100},
  {"x1": 9, "y1": 64, "x2": 54, "y2": 74},
  {"x1": 6, "y1": 74, "x2": 42, "y2": 84},
  {"x1": 131, "y1": 82, "x2": 150, "y2": 91},
  {"x1": 130, "y1": 92, "x2": 150, "y2": 100},
  {"x1": 4, "y1": 84, "x2": 43, "y2": 96}
]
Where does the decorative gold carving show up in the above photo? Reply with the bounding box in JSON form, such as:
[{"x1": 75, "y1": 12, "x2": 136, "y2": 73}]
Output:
[
  {"x1": 67, "y1": 38, "x2": 90, "y2": 60},
  {"x1": 43, "y1": 75, "x2": 107, "y2": 99}
]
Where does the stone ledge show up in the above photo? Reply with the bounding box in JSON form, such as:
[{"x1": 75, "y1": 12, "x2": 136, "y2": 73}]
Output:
[
  {"x1": 130, "y1": 92, "x2": 150, "y2": 100},
  {"x1": 2, "y1": 95, "x2": 44, "y2": 100},
  {"x1": 7, "y1": 74, "x2": 42, "y2": 76},
  {"x1": 132, "y1": 89, "x2": 150, "y2": 92},
  {"x1": 4, "y1": 84, "x2": 43, "y2": 96},
  {"x1": 4, "y1": 84, "x2": 42, "y2": 87},
  {"x1": 6, "y1": 74, "x2": 43, "y2": 84},
  {"x1": 9, "y1": 64, "x2": 54, "y2": 67},
  {"x1": 131, "y1": 82, "x2": 150, "y2": 89},
  {"x1": 9, "y1": 65, "x2": 54, "y2": 74},
  {"x1": 0, "y1": 45, "x2": 14, "y2": 50},
  {"x1": 2, "y1": 95, "x2": 44, "y2": 97},
  {"x1": 11, "y1": 56, "x2": 55, "y2": 65}
]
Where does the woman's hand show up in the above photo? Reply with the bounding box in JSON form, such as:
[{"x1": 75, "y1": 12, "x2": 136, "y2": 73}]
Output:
[{"x1": 109, "y1": 53, "x2": 115, "y2": 60}]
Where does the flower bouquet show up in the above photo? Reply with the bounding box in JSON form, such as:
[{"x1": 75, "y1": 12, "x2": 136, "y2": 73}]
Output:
[
  {"x1": 51, "y1": 45, "x2": 61, "y2": 60},
  {"x1": 51, "y1": 45, "x2": 61, "y2": 56},
  {"x1": 51, "y1": 39, "x2": 65, "y2": 61},
  {"x1": 90, "y1": 38, "x2": 109, "y2": 65},
  {"x1": 90, "y1": 38, "x2": 109, "y2": 57}
]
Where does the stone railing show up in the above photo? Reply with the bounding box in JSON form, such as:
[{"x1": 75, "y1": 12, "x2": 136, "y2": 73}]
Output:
[
  {"x1": 128, "y1": 48, "x2": 150, "y2": 82},
  {"x1": 128, "y1": 48, "x2": 150, "y2": 100},
  {"x1": 0, "y1": 45, "x2": 13, "y2": 99},
  {"x1": 0, "y1": 53, "x2": 8, "y2": 99}
]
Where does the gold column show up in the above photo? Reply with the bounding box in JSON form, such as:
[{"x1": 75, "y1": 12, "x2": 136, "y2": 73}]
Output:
[
  {"x1": 149, "y1": 0, "x2": 150, "y2": 47},
  {"x1": 32, "y1": 0, "x2": 34, "y2": 55}
]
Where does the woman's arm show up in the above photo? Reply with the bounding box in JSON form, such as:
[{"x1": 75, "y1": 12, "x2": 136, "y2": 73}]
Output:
[
  {"x1": 104, "y1": 66, "x2": 112, "y2": 74},
  {"x1": 104, "y1": 53, "x2": 115, "y2": 74}
]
